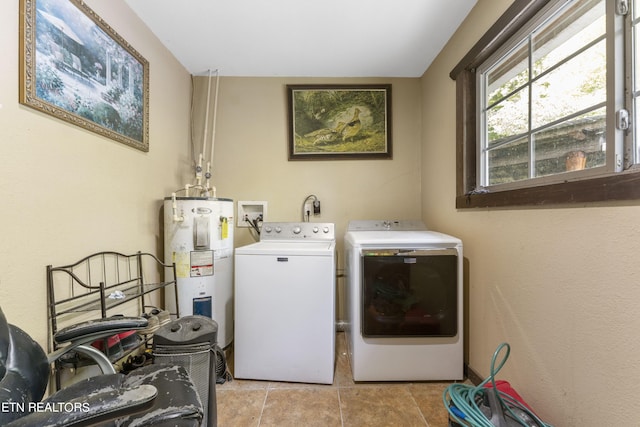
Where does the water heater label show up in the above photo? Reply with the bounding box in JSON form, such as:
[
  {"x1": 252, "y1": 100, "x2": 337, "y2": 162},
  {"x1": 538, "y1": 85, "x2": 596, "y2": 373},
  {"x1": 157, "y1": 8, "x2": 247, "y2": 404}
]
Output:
[
  {"x1": 190, "y1": 250, "x2": 214, "y2": 277},
  {"x1": 173, "y1": 252, "x2": 190, "y2": 278}
]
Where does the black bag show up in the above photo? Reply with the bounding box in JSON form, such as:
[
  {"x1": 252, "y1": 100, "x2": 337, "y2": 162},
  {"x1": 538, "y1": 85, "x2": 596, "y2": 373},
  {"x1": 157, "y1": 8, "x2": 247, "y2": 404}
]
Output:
[{"x1": 214, "y1": 344, "x2": 232, "y2": 384}]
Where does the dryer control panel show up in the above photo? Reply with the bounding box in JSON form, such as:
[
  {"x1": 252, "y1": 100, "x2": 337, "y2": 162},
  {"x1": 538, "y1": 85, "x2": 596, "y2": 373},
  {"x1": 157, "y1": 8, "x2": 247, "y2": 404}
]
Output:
[{"x1": 260, "y1": 222, "x2": 335, "y2": 241}]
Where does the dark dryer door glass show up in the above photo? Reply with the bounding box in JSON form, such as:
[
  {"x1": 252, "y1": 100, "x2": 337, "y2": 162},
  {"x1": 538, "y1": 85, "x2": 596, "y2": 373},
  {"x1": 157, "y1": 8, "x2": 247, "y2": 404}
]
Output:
[{"x1": 361, "y1": 248, "x2": 458, "y2": 337}]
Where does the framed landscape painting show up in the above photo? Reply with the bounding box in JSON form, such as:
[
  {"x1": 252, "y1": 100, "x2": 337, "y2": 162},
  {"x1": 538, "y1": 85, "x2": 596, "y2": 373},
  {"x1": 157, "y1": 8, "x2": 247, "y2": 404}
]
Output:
[
  {"x1": 287, "y1": 84, "x2": 392, "y2": 160},
  {"x1": 19, "y1": 0, "x2": 150, "y2": 151}
]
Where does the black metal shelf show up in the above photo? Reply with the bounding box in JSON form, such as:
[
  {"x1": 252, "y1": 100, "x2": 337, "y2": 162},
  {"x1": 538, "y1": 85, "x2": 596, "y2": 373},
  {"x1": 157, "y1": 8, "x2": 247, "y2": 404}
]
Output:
[{"x1": 46, "y1": 251, "x2": 178, "y2": 389}]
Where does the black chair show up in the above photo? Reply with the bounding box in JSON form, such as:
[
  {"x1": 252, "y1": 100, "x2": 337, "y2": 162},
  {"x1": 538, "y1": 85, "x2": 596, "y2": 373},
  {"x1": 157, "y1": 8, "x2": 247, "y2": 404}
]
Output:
[{"x1": 0, "y1": 306, "x2": 203, "y2": 426}]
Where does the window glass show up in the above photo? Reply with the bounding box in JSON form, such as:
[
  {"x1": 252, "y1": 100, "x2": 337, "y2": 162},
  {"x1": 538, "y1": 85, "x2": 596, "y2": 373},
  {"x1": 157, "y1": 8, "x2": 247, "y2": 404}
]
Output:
[
  {"x1": 480, "y1": 0, "x2": 606, "y2": 188},
  {"x1": 532, "y1": 1, "x2": 606, "y2": 77},
  {"x1": 486, "y1": 136, "x2": 529, "y2": 186},
  {"x1": 486, "y1": 90, "x2": 529, "y2": 147},
  {"x1": 533, "y1": 108, "x2": 606, "y2": 178},
  {"x1": 530, "y1": 41, "x2": 605, "y2": 129},
  {"x1": 486, "y1": 40, "x2": 529, "y2": 99}
]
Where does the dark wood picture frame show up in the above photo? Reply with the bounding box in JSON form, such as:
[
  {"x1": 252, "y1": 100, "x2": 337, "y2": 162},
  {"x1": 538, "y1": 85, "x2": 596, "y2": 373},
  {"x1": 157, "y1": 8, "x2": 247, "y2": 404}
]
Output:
[{"x1": 287, "y1": 84, "x2": 392, "y2": 160}]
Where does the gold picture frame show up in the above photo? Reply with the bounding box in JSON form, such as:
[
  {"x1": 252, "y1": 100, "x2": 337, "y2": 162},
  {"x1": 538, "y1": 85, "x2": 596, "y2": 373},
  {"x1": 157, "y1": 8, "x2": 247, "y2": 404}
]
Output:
[
  {"x1": 287, "y1": 84, "x2": 392, "y2": 160},
  {"x1": 19, "y1": 0, "x2": 150, "y2": 151}
]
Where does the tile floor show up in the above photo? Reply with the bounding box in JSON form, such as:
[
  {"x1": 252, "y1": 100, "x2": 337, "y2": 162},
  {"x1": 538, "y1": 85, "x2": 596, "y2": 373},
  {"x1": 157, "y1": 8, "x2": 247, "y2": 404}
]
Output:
[{"x1": 215, "y1": 332, "x2": 463, "y2": 427}]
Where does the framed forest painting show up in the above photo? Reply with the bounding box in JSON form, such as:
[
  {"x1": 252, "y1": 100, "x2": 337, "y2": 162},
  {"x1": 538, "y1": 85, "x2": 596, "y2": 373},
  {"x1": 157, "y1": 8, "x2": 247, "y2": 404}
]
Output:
[{"x1": 287, "y1": 84, "x2": 392, "y2": 160}]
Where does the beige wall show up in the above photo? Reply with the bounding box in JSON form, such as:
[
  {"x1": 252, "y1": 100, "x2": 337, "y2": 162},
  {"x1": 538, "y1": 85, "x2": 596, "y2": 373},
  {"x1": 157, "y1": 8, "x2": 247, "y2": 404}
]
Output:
[
  {"x1": 421, "y1": 0, "x2": 640, "y2": 425},
  {"x1": 208, "y1": 77, "x2": 422, "y2": 245},
  {"x1": 0, "y1": 0, "x2": 192, "y2": 345}
]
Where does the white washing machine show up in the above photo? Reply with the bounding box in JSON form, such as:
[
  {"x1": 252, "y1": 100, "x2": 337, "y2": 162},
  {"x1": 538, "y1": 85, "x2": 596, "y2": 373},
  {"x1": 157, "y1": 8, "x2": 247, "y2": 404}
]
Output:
[
  {"x1": 234, "y1": 222, "x2": 336, "y2": 384},
  {"x1": 344, "y1": 220, "x2": 463, "y2": 381}
]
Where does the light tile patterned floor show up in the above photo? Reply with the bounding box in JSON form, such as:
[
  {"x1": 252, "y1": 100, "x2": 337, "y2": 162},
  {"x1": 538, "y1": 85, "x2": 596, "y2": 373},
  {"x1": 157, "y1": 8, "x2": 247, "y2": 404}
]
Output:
[{"x1": 215, "y1": 332, "x2": 462, "y2": 427}]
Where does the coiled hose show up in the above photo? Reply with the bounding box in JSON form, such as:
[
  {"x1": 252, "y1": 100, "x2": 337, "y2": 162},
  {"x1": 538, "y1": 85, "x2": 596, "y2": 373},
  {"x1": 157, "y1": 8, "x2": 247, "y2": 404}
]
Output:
[{"x1": 443, "y1": 343, "x2": 553, "y2": 427}]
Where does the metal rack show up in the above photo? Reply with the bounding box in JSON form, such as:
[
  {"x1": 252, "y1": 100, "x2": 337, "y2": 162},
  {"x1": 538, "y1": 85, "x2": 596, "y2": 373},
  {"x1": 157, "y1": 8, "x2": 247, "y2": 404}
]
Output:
[{"x1": 46, "y1": 251, "x2": 178, "y2": 386}]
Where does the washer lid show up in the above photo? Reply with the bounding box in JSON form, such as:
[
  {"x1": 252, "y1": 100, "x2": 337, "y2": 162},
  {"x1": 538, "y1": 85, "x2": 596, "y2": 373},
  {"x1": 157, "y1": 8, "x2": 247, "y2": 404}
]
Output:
[
  {"x1": 235, "y1": 241, "x2": 335, "y2": 256},
  {"x1": 345, "y1": 230, "x2": 461, "y2": 247}
]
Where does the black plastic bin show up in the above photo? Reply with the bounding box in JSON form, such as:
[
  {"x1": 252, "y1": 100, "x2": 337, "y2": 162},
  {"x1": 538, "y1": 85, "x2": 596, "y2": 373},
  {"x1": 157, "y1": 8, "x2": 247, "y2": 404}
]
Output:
[{"x1": 153, "y1": 316, "x2": 218, "y2": 427}]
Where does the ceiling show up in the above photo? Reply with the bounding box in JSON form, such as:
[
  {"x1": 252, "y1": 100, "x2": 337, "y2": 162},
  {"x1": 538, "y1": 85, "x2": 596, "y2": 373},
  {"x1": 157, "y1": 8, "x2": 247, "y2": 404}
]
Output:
[{"x1": 123, "y1": 0, "x2": 477, "y2": 77}]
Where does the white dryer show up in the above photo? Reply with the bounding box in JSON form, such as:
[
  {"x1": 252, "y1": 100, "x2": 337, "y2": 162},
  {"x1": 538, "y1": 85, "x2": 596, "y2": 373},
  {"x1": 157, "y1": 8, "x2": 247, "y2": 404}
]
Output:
[
  {"x1": 234, "y1": 222, "x2": 336, "y2": 384},
  {"x1": 344, "y1": 220, "x2": 463, "y2": 381}
]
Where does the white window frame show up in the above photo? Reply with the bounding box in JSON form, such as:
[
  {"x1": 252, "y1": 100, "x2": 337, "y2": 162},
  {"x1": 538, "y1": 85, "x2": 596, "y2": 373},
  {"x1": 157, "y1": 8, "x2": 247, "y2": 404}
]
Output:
[
  {"x1": 476, "y1": 0, "x2": 624, "y2": 192},
  {"x1": 627, "y1": 0, "x2": 640, "y2": 167}
]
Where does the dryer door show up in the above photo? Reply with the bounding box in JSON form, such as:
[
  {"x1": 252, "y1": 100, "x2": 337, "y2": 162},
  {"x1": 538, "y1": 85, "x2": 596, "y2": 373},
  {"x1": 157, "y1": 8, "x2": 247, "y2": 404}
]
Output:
[{"x1": 361, "y1": 248, "x2": 458, "y2": 337}]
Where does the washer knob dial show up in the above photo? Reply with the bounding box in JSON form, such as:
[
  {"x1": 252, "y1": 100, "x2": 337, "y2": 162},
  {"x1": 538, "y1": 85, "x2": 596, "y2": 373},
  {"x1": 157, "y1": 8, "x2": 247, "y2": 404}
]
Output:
[
  {"x1": 313, "y1": 226, "x2": 319, "y2": 233},
  {"x1": 323, "y1": 226, "x2": 330, "y2": 233},
  {"x1": 264, "y1": 226, "x2": 272, "y2": 233},
  {"x1": 275, "y1": 226, "x2": 282, "y2": 233},
  {"x1": 293, "y1": 226, "x2": 302, "y2": 234}
]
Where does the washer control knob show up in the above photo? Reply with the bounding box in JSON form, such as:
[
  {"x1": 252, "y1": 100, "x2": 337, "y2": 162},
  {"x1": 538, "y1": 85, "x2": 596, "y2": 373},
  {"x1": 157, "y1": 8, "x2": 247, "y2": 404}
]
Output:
[
  {"x1": 313, "y1": 226, "x2": 319, "y2": 233},
  {"x1": 323, "y1": 226, "x2": 330, "y2": 233},
  {"x1": 293, "y1": 226, "x2": 302, "y2": 234},
  {"x1": 275, "y1": 226, "x2": 282, "y2": 233},
  {"x1": 264, "y1": 226, "x2": 272, "y2": 233}
]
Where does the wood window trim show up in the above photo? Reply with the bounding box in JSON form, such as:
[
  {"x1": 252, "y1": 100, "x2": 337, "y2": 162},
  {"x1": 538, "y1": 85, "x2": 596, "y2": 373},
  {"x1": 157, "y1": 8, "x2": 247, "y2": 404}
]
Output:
[{"x1": 451, "y1": 0, "x2": 640, "y2": 209}]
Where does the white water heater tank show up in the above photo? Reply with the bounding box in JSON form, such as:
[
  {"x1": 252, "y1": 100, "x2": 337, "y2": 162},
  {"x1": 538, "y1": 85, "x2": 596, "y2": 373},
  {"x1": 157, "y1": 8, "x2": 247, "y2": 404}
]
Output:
[{"x1": 163, "y1": 196, "x2": 234, "y2": 347}]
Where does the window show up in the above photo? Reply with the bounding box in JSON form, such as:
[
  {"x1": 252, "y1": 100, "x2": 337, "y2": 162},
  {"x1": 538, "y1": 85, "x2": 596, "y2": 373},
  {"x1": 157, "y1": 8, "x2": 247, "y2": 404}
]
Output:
[
  {"x1": 632, "y1": 0, "x2": 640, "y2": 164},
  {"x1": 451, "y1": 0, "x2": 640, "y2": 208}
]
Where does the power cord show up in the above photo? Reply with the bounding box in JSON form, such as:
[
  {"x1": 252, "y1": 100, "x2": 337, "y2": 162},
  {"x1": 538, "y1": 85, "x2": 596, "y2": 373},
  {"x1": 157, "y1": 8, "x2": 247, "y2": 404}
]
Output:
[
  {"x1": 443, "y1": 343, "x2": 553, "y2": 427},
  {"x1": 301, "y1": 194, "x2": 318, "y2": 222}
]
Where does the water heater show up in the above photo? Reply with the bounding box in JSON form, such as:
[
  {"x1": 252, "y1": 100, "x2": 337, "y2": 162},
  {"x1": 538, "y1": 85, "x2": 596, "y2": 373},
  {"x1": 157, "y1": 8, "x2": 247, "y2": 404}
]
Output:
[{"x1": 163, "y1": 196, "x2": 234, "y2": 347}]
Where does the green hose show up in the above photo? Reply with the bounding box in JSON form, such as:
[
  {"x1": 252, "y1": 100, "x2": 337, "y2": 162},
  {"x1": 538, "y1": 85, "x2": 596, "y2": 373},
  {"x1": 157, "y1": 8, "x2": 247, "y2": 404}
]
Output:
[{"x1": 443, "y1": 342, "x2": 553, "y2": 427}]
